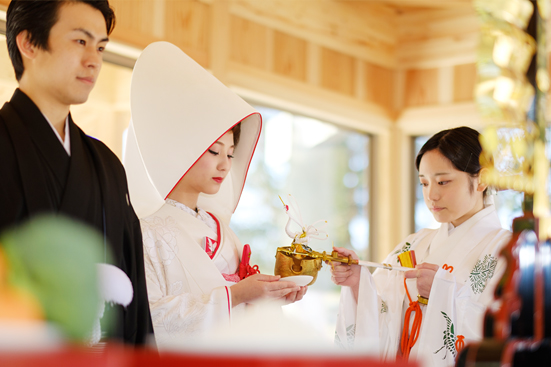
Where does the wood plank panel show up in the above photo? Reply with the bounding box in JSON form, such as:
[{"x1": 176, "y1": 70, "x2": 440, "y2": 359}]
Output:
[
  {"x1": 229, "y1": 0, "x2": 397, "y2": 68},
  {"x1": 398, "y1": 32, "x2": 477, "y2": 69},
  {"x1": 404, "y1": 68, "x2": 439, "y2": 107},
  {"x1": 364, "y1": 62, "x2": 394, "y2": 111},
  {"x1": 453, "y1": 63, "x2": 476, "y2": 102},
  {"x1": 397, "y1": 102, "x2": 483, "y2": 135},
  {"x1": 397, "y1": 7, "x2": 478, "y2": 69},
  {"x1": 164, "y1": 0, "x2": 210, "y2": 67},
  {"x1": 230, "y1": 16, "x2": 268, "y2": 71},
  {"x1": 227, "y1": 61, "x2": 392, "y2": 135},
  {"x1": 209, "y1": 0, "x2": 230, "y2": 81},
  {"x1": 321, "y1": 48, "x2": 355, "y2": 96},
  {"x1": 398, "y1": 7, "x2": 478, "y2": 43},
  {"x1": 110, "y1": 0, "x2": 160, "y2": 49},
  {"x1": 353, "y1": 0, "x2": 472, "y2": 8},
  {"x1": 273, "y1": 31, "x2": 306, "y2": 82}
]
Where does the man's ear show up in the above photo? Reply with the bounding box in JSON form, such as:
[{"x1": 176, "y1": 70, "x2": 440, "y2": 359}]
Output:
[
  {"x1": 477, "y1": 167, "x2": 489, "y2": 192},
  {"x1": 16, "y1": 30, "x2": 38, "y2": 61}
]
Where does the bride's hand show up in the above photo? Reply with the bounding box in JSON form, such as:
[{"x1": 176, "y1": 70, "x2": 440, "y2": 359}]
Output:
[{"x1": 230, "y1": 274, "x2": 298, "y2": 306}]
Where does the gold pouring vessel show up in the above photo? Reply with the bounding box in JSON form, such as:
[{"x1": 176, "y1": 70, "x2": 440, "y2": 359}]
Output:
[
  {"x1": 274, "y1": 242, "x2": 411, "y2": 286},
  {"x1": 274, "y1": 195, "x2": 411, "y2": 286}
]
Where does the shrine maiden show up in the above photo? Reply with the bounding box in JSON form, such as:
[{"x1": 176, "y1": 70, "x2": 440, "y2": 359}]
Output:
[
  {"x1": 124, "y1": 42, "x2": 305, "y2": 350},
  {"x1": 332, "y1": 127, "x2": 510, "y2": 367}
]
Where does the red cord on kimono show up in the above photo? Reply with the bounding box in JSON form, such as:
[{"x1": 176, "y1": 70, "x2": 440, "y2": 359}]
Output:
[
  {"x1": 238, "y1": 244, "x2": 260, "y2": 280},
  {"x1": 400, "y1": 277, "x2": 422, "y2": 361}
]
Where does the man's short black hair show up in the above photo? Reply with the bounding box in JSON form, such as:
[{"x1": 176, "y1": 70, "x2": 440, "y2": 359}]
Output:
[{"x1": 6, "y1": 0, "x2": 116, "y2": 81}]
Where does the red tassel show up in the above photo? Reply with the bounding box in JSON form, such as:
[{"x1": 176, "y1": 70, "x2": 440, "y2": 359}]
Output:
[
  {"x1": 238, "y1": 244, "x2": 260, "y2": 280},
  {"x1": 400, "y1": 278, "x2": 422, "y2": 361}
]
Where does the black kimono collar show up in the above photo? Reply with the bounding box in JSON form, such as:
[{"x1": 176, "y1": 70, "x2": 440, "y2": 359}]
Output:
[{"x1": 8, "y1": 89, "x2": 70, "y2": 182}]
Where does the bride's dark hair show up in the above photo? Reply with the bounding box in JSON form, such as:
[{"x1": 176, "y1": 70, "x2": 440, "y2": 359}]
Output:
[{"x1": 231, "y1": 123, "x2": 241, "y2": 147}]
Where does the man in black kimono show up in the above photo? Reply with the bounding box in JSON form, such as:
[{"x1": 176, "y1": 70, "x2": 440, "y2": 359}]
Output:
[{"x1": 0, "y1": 0, "x2": 153, "y2": 345}]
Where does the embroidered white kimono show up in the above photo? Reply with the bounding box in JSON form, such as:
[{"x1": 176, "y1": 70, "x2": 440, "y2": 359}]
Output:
[
  {"x1": 335, "y1": 205, "x2": 510, "y2": 367},
  {"x1": 141, "y1": 203, "x2": 247, "y2": 349},
  {"x1": 122, "y1": 42, "x2": 262, "y2": 349}
]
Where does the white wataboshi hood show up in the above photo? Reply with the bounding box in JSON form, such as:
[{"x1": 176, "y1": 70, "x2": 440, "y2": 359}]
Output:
[{"x1": 123, "y1": 42, "x2": 262, "y2": 223}]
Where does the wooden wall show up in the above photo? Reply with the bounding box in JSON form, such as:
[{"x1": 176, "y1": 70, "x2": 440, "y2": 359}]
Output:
[
  {"x1": 0, "y1": 0, "x2": 485, "y2": 259},
  {"x1": 106, "y1": 0, "x2": 397, "y2": 133}
]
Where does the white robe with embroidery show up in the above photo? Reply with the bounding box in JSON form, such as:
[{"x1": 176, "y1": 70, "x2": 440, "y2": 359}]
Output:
[
  {"x1": 141, "y1": 203, "x2": 245, "y2": 350},
  {"x1": 335, "y1": 205, "x2": 510, "y2": 367}
]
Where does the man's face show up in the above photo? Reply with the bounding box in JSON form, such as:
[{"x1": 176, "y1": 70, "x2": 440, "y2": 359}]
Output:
[{"x1": 29, "y1": 2, "x2": 109, "y2": 106}]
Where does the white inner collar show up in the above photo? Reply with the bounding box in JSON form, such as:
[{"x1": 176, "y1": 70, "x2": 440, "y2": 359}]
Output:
[{"x1": 43, "y1": 113, "x2": 71, "y2": 156}]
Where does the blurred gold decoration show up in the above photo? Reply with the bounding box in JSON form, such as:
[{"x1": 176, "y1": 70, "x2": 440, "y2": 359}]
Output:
[
  {"x1": 478, "y1": 17, "x2": 535, "y2": 73},
  {"x1": 474, "y1": 0, "x2": 534, "y2": 29},
  {"x1": 536, "y1": 67, "x2": 550, "y2": 92},
  {"x1": 458, "y1": 2, "x2": 551, "y2": 365},
  {"x1": 475, "y1": 69, "x2": 534, "y2": 122},
  {"x1": 479, "y1": 123, "x2": 538, "y2": 193},
  {"x1": 475, "y1": 0, "x2": 544, "y2": 198},
  {"x1": 538, "y1": 0, "x2": 550, "y2": 20},
  {"x1": 476, "y1": 0, "x2": 550, "y2": 233}
]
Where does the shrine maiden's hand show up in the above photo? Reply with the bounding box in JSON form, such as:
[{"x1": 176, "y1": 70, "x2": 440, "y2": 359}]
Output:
[
  {"x1": 404, "y1": 262, "x2": 439, "y2": 298},
  {"x1": 281, "y1": 286, "x2": 308, "y2": 305},
  {"x1": 330, "y1": 247, "x2": 361, "y2": 301},
  {"x1": 230, "y1": 274, "x2": 299, "y2": 306}
]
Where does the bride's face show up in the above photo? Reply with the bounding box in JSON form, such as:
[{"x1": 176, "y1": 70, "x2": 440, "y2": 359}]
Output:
[
  {"x1": 418, "y1": 149, "x2": 485, "y2": 227},
  {"x1": 179, "y1": 131, "x2": 235, "y2": 196}
]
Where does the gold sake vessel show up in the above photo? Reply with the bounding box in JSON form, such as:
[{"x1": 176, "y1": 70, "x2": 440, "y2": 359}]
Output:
[
  {"x1": 274, "y1": 243, "x2": 357, "y2": 286},
  {"x1": 274, "y1": 245, "x2": 322, "y2": 285}
]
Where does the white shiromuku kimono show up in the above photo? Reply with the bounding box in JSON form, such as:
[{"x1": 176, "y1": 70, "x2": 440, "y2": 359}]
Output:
[
  {"x1": 141, "y1": 202, "x2": 247, "y2": 348},
  {"x1": 335, "y1": 204, "x2": 510, "y2": 367},
  {"x1": 123, "y1": 42, "x2": 262, "y2": 349}
]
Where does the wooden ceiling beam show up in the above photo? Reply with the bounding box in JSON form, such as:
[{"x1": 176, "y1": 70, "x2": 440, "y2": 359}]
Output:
[
  {"x1": 229, "y1": 0, "x2": 398, "y2": 68},
  {"x1": 335, "y1": 0, "x2": 472, "y2": 10}
]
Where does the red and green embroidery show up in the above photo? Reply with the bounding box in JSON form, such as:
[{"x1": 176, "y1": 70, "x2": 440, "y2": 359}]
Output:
[{"x1": 434, "y1": 311, "x2": 464, "y2": 360}]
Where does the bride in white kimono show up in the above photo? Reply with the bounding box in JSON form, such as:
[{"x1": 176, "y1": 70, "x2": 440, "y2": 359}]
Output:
[
  {"x1": 332, "y1": 126, "x2": 510, "y2": 367},
  {"x1": 123, "y1": 42, "x2": 305, "y2": 349}
]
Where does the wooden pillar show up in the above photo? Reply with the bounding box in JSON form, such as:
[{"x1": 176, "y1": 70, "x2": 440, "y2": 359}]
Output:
[{"x1": 209, "y1": 0, "x2": 230, "y2": 83}]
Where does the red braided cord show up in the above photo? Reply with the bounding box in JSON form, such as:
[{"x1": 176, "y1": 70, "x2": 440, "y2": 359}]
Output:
[{"x1": 400, "y1": 278, "x2": 423, "y2": 361}]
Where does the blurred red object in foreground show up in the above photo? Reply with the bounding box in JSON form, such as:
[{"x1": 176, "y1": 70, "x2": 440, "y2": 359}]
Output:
[{"x1": 0, "y1": 344, "x2": 419, "y2": 367}]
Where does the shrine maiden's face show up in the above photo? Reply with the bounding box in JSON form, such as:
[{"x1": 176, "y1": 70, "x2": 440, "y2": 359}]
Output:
[
  {"x1": 418, "y1": 149, "x2": 485, "y2": 227},
  {"x1": 179, "y1": 131, "x2": 235, "y2": 196},
  {"x1": 26, "y1": 2, "x2": 109, "y2": 106}
]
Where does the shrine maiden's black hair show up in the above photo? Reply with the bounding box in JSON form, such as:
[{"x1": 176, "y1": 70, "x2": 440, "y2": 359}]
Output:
[
  {"x1": 416, "y1": 126, "x2": 485, "y2": 194},
  {"x1": 6, "y1": 0, "x2": 116, "y2": 81}
]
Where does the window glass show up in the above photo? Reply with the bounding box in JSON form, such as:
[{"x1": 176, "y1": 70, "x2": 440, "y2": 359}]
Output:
[{"x1": 231, "y1": 105, "x2": 371, "y2": 342}]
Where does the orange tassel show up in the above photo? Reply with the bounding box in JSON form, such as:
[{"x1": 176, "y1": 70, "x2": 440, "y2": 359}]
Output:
[
  {"x1": 455, "y1": 335, "x2": 465, "y2": 353},
  {"x1": 400, "y1": 278, "x2": 422, "y2": 361}
]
